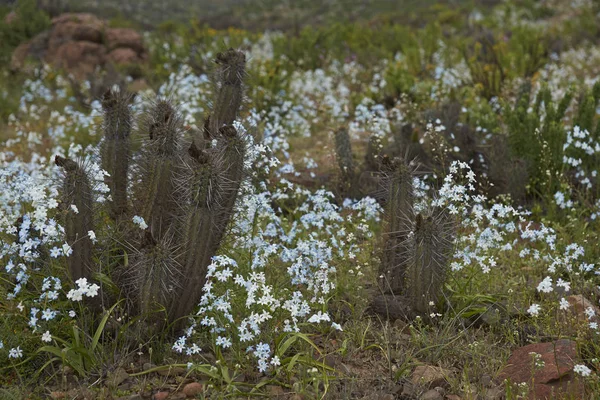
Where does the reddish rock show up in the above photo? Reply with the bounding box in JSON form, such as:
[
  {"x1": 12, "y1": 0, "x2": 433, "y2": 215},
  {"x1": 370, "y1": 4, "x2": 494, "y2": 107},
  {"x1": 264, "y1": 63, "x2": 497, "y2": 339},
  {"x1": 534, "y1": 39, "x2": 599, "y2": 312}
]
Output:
[
  {"x1": 51, "y1": 13, "x2": 105, "y2": 30},
  {"x1": 51, "y1": 20, "x2": 104, "y2": 44},
  {"x1": 10, "y1": 31, "x2": 50, "y2": 70},
  {"x1": 105, "y1": 28, "x2": 145, "y2": 53},
  {"x1": 497, "y1": 340, "x2": 584, "y2": 399},
  {"x1": 107, "y1": 48, "x2": 141, "y2": 64},
  {"x1": 567, "y1": 294, "x2": 600, "y2": 323},
  {"x1": 10, "y1": 12, "x2": 146, "y2": 79},
  {"x1": 153, "y1": 391, "x2": 169, "y2": 400},
  {"x1": 52, "y1": 41, "x2": 106, "y2": 77},
  {"x1": 182, "y1": 382, "x2": 203, "y2": 397}
]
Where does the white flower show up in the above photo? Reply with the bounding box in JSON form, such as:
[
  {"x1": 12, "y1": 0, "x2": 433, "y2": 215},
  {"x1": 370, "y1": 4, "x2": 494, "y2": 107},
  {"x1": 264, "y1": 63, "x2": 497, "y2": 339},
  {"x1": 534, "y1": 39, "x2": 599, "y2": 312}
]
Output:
[
  {"x1": 70, "y1": 204, "x2": 79, "y2": 214},
  {"x1": 87, "y1": 283, "x2": 100, "y2": 297},
  {"x1": 42, "y1": 331, "x2": 52, "y2": 343},
  {"x1": 527, "y1": 303, "x2": 541, "y2": 317},
  {"x1": 215, "y1": 336, "x2": 232, "y2": 348},
  {"x1": 573, "y1": 364, "x2": 592, "y2": 377},
  {"x1": 331, "y1": 322, "x2": 343, "y2": 331},
  {"x1": 62, "y1": 243, "x2": 73, "y2": 257},
  {"x1": 8, "y1": 346, "x2": 23, "y2": 359},
  {"x1": 69, "y1": 310, "x2": 76, "y2": 318},
  {"x1": 537, "y1": 276, "x2": 553, "y2": 293},
  {"x1": 559, "y1": 298, "x2": 570, "y2": 310},
  {"x1": 88, "y1": 230, "x2": 97, "y2": 243},
  {"x1": 132, "y1": 215, "x2": 148, "y2": 230}
]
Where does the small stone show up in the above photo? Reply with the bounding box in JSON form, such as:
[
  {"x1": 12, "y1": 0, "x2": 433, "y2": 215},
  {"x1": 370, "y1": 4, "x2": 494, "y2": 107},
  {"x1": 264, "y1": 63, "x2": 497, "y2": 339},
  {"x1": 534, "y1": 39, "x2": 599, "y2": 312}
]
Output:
[
  {"x1": 108, "y1": 367, "x2": 129, "y2": 387},
  {"x1": 153, "y1": 391, "x2": 169, "y2": 400},
  {"x1": 445, "y1": 395, "x2": 461, "y2": 400},
  {"x1": 480, "y1": 374, "x2": 492, "y2": 387},
  {"x1": 50, "y1": 392, "x2": 67, "y2": 399},
  {"x1": 182, "y1": 382, "x2": 203, "y2": 397},
  {"x1": 378, "y1": 394, "x2": 394, "y2": 400},
  {"x1": 266, "y1": 385, "x2": 285, "y2": 397},
  {"x1": 411, "y1": 365, "x2": 452, "y2": 388},
  {"x1": 143, "y1": 362, "x2": 156, "y2": 371},
  {"x1": 420, "y1": 388, "x2": 444, "y2": 400},
  {"x1": 402, "y1": 382, "x2": 416, "y2": 397}
]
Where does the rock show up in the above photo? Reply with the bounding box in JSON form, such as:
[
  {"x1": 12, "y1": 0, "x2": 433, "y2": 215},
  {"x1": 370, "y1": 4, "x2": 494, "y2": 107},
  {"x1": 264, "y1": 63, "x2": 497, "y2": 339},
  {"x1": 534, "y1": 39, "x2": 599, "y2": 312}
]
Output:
[
  {"x1": 445, "y1": 395, "x2": 461, "y2": 400},
  {"x1": 107, "y1": 48, "x2": 141, "y2": 64},
  {"x1": 10, "y1": 12, "x2": 147, "y2": 79},
  {"x1": 378, "y1": 394, "x2": 394, "y2": 400},
  {"x1": 4, "y1": 11, "x2": 17, "y2": 24},
  {"x1": 266, "y1": 385, "x2": 285, "y2": 397},
  {"x1": 411, "y1": 365, "x2": 452, "y2": 388},
  {"x1": 567, "y1": 294, "x2": 600, "y2": 324},
  {"x1": 401, "y1": 382, "x2": 416, "y2": 397},
  {"x1": 143, "y1": 362, "x2": 156, "y2": 371},
  {"x1": 105, "y1": 28, "x2": 145, "y2": 53},
  {"x1": 182, "y1": 382, "x2": 203, "y2": 397},
  {"x1": 483, "y1": 386, "x2": 504, "y2": 400},
  {"x1": 497, "y1": 339, "x2": 584, "y2": 399},
  {"x1": 54, "y1": 41, "x2": 106, "y2": 76},
  {"x1": 49, "y1": 392, "x2": 67, "y2": 399},
  {"x1": 480, "y1": 374, "x2": 492, "y2": 387},
  {"x1": 153, "y1": 392, "x2": 169, "y2": 400},
  {"x1": 420, "y1": 388, "x2": 444, "y2": 400},
  {"x1": 108, "y1": 367, "x2": 129, "y2": 387},
  {"x1": 51, "y1": 20, "x2": 104, "y2": 45}
]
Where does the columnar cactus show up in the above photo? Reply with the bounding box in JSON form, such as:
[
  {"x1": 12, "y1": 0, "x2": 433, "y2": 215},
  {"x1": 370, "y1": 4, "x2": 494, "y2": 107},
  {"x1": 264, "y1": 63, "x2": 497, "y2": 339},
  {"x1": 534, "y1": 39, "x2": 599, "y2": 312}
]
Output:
[
  {"x1": 56, "y1": 48, "x2": 247, "y2": 332},
  {"x1": 379, "y1": 158, "x2": 455, "y2": 316},
  {"x1": 55, "y1": 156, "x2": 95, "y2": 282},
  {"x1": 100, "y1": 88, "x2": 132, "y2": 219},
  {"x1": 380, "y1": 159, "x2": 414, "y2": 295},
  {"x1": 334, "y1": 127, "x2": 356, "y2": 197},
  {"x1": 405, "y1": 210, "x2": 454, "y2": 314}
]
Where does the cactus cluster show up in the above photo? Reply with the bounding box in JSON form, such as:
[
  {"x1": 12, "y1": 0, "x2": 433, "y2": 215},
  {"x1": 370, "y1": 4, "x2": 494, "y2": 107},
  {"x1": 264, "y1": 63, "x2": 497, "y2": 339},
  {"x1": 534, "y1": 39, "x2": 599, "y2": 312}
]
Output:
[
  {"x1": 379, "y1": 158, "x2": 455, "y2": 315},
  {"x1": 55, "y1": 48, "x2": 247, "y2": 332}
]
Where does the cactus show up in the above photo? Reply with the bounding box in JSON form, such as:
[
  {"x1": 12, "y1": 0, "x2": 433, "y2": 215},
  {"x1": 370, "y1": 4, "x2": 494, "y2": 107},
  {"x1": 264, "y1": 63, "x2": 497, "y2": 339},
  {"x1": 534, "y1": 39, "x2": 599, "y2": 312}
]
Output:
[
  {"x1": 380, "y1": 158, "x2": 414, "y2": 295},
  {"x1": 170, "y1": 49, "x2": 247, "y2": 326},
  {"x1": 377, "y1": 157, "x2": 455, "y2": 317},
  {"x1": 406, "y1": 210, "x2": 455, "y2": 314},
  {"x1": 334, "y1": 127, "x2": 357, "y2": 197},
  {"x1": 55, "y1": 155, "x2": 95, "y2": 282},
  {"x1": 100, "y1": 87, "x2": 132, "y2": 219},
  {"x1": 135, "y1": 99, "x2": 186, "y2": 242},
  {"x1": 56, "y1": 48, "x2": 248, "y2": 333}
]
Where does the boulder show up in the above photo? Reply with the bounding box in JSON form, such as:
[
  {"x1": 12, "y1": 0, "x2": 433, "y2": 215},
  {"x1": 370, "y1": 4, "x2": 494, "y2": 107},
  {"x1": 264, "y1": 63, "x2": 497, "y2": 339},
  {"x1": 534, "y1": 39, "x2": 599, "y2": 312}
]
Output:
[
  {"x1": 105, "y1": 28, "x2": 145, "y2": 53},
  {"x1": 107, "y1": 48, "x2": 142, "y2": 64},
  {"x1": 51, "y1": 41, "x2": 106, "y2": 77},
  {"x1": 497, "y1": 339, "x2": 584, "y2": 399},
  {"x1": 10, "y1": 12, "x2": 146, "y2": 79}
]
